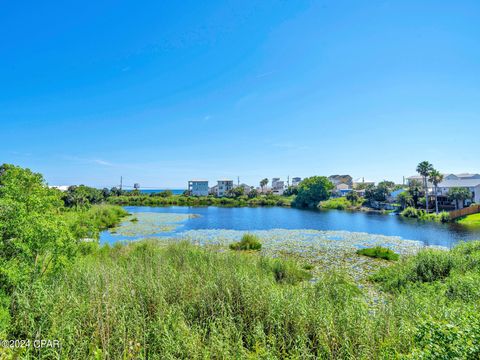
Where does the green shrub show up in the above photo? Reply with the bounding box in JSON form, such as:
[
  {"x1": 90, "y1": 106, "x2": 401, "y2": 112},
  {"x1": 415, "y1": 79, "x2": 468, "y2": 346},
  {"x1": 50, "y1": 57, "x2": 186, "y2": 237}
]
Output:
[
  {"x1": 356, "y1": 246, "x2": 399, "y2": 261},
  {"x1": 229, "y1": 233, "x2": 262, "y2": 251},
  {"x1": 438, "y1": 211, "x2": 451, "y2": 223},
  {"x1": 373, "y1": 249, "x2": 455, "y2": 291},
  {"x1": 319, "y1": 197, "x2": 352, "y2": 210},
  {"x1": 265, "y1": 258, "x2": 312, "y2": 284},
  {"x1": 401, "y1": 206, "x2": 418, "y2": 218},
  {"x1": 445, "y1": 272, "x2": 480, "y2": 302}
]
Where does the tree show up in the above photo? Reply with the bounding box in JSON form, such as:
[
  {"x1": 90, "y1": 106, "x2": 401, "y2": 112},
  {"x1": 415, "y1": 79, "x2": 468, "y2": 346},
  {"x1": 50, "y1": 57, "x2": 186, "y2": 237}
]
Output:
[
  {"x1": 227, "y1": 187, "x2": 244, "y2": 198},
  {"x1": 365, "y1": 181, "x2": 395, "y2": 203},
  {"x1": 283, "y1": 186, "x2": 298, "y2": 196},
  {"x1": 0, "y1": 164, "x2": 76, "y2": 292},
  {"x1": 448, "y1": 187, "x2": 472, "y2": 210},
  {"x1": 407, "y1": 179, "x2": 422, "y2": 208},
  {"x1": 260, "y1": 178, "x2": 269, "y2": 193},
  {"x1": 247, "y1": 188, "x2": 258, "y2": 199},
  {"x1": 293, "y1": 176, "x2": 333, "y2": 208},
  {"x1": 397, "y1": 191, "x2": 414, "y2": 210},
  {"x1": 428, "y1": 169, "x2": 444, "y2": 214},
  {"x1": 416, "y1": 161, "x2": 434, "y2": 211},
  {"x1": 346, "y1": 190, "x2": 360, "y2": 204}
]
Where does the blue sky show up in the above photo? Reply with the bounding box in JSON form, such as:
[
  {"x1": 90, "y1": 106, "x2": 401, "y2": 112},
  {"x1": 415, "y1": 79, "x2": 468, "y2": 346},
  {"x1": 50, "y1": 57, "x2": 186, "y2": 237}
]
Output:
[{"x1": 1, "y1": 1, "x2": 479, "y2": 188}]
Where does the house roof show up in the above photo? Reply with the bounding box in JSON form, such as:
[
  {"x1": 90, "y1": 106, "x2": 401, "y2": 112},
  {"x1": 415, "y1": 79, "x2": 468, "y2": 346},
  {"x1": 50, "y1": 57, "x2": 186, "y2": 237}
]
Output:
[{"x1": 438, "y1": 179, "x2": 480, "y2": 188}]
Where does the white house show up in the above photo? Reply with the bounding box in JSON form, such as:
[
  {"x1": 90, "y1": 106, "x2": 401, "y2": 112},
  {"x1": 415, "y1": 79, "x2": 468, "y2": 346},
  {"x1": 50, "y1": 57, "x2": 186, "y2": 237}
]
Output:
[
  {"x1": 291, "y1": 177, "x2": 302, "y2": 187},
  {"x1": 217, "y1": 180, "x2": 234, "y2": 197},
  {"x1": 188, "y1": 180, "x2": 209, "y2": 196},
  {"x1": 407, "y1": 173, "x2": 480, "y2": 208},
  {"x1": 271, "y1": 178, "x2": 285, "y2": 195}
]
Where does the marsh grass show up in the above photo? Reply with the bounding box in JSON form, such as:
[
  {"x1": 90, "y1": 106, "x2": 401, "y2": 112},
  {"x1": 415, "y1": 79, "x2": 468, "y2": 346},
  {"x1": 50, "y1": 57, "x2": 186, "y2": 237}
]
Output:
[
  {"x1": 229, "y1": 233, "x2": 262, "y2": 251},
  {"x1": 356, "y1": 246, "x2": 399, "y2": 261},
  {"x1": 9, "y1": 240, "x2": 480, "y2": 359}
]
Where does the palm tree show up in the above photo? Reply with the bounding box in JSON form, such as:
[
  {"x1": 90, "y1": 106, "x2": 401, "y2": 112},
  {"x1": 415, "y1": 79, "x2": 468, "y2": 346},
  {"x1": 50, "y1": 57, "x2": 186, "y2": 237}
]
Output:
[
  {"x1": 260, "y1": 178, "x2": 268, "y2": 193},
  {"x1": 416, "y1": 161, "x2": 433, "y2": 212},
  {"x1": 448, "y1": 187, "x2": 472, "y2": 210},
  {"x1": 428, "y1": 169, "x2": 443, "y2": 214}
]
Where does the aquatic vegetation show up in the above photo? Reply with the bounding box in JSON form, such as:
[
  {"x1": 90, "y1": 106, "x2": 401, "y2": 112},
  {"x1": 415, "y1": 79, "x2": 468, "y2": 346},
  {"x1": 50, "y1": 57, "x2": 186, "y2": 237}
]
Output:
[
  {"x1": 229, "y1": 233, "x2": 262, "y2": 251},
  {"x1": 110, "y1": 212, "x2": 199, "y2": 237},
  {"x1": 356, "y1": 246, "x2": 399, "y2": 261},
  {"x1": 175, "y1": 229, "x2": 432, "y2": 283}
]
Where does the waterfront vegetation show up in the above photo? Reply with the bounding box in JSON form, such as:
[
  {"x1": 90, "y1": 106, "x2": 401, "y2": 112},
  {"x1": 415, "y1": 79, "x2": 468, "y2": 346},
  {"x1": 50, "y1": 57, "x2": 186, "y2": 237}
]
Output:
[
  {"x1": 319, "y1": 197, "x2": 364, "y2": 210},
  {"x1": 7, "y1": 239, "x2": 480, "y2": 359},
  {"x1": 229, "y1": 233, "x2": 262, "y2": 251},
  {"x1": 400, "y1": 207, "x2": 450, "y2": 223},
  {"x1": 356, "y1": 246, "x2": 399, "y2": 261},
  {"x1": 107, "y1": 193, "x2": 293, "y2": 207},
  {"x1": 3, "y1": 164, "x2": 480, "y2": 358},
  {"x1": 456, "y1": 213, "x2": 480, "y2": 227}
]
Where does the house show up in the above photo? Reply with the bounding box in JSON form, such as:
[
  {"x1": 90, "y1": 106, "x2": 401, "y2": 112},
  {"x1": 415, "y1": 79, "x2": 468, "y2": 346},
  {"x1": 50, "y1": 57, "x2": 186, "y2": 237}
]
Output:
[
  {"x1": 188, "y1": 180, "x2": 209, "y2": 196},
  {"x1": 291, "y1": 177, "x2": 302, "y2": 187},
  {"x1": 209, "y1": 185, "x2": 218, "y2": 196},
  {"x1": 333, "y1": 182, "x2": 353, "y2": 197},
  {"x1": 271, "y1": 178, "x2": 285, "y2": 195},
  {"x1": 328, "y1": 175, "x2": 353, "y2": 187},
  {"x1": 235, "y1": 183, "x2": 253, "y2": 195},
  {"x1": 217, "y1": 180, "x2": 234, "y2": 197},
  {"x1": 352, "y1": 177, "x2": 375, "y2": 188},
  {"x1": 387, "y1": 189, "x2": 407, "y2": 203},
  {"x1": 406, "y1": 173, "x2": 480, "y2": 209}
]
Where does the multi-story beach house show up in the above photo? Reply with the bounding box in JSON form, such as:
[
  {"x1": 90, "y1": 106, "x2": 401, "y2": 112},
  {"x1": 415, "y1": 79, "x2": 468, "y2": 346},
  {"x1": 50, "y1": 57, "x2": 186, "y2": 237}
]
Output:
[
  {"x1": 188, "y1": 180, "x2": 209, "y2": 196},
  {"x1": 271, "y1": 178, "x2": 285, "y2": 195},
  {"x1": 407, "y1": 173, "x2": 480, "y2": 208},
  {"x1": 291, "y1": 177, "x2": 302, "y2": 187},
  {"x1": 217, "y1": 180, "x2": 234, "y2": 197}
]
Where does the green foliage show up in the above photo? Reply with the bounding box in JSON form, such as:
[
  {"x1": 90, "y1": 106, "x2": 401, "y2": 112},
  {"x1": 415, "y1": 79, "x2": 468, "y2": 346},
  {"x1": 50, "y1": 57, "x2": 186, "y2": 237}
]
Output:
[
  {"x1": 11, "y1": 241, "x2": 375, "y2": 359},
  {"x1": 293, "y1": 176, "x2": 333, "y2": 208},
  {"x1": 397, "y1": 191, "x2": 414, "y2": 209},
  {"x1": 356, "y1": 246, "x2": 399, "y2": 261},
  {"x1": 448, "y1": 187, "x2": 473, "y2": 209},
  {"x1": 373, "y1": 249, "x2": 455, "y2": 291},
  {"x1": 364, "y1": 181, "x2": 395, "y2": 203},
  {"x1": 261, "y1": 257, "x2": 312, "y2": 284},
  {"x1": 319, "y1": 197, "x2": 352, "y2": 210},
  {"x1": 107, "y1": 193, "x2": 293, "y2": 207},
  {"x1": 63, "y1": 185, "x2": 105, "y2": 208},
  {"x1": 457, "y1": 213, "x2": 480, "y2": 226},
  {"x1": 0, "y1": 164, "x2": 76, "y2": 292},
  {"x1": 400, "y1": 207, "x2": 450, "y2": 223},
  {"x1": 229, "y1": 234, "x2": 262, "y2": 251},
  {"x1": 345, "y1": 190, "x2": 360, "y2": 204}
]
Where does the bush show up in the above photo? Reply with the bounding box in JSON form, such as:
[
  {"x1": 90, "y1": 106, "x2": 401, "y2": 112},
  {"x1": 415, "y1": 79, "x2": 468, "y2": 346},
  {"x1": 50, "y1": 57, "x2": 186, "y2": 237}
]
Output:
[
  {"x1": 356, "y1": 246, "x2": 399, "y2": 261},
  {"x1": 373, "y1": 249, "x2": 455, "y2": 291},
  {"x1": 229, "y1": 233, "x2": 262, "y2": 251},
  {"x1": 446, "y1": 272, "x2": 480, "y2": 302},
  {"x1": 264, "y1": 258, "x2": 312, "y2": 284},
  {"x1": 319, "y1": 197, "x2": 352, "y2": 210},
  {"x1": 401, "y1": 206, "x2": 418, "y2": 218}
]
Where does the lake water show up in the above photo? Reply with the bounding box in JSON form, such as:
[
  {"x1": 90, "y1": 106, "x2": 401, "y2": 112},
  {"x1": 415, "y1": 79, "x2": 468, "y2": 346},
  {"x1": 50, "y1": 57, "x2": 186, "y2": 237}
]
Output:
[{"x1": 100, "y1": 206, "x2": 480, "y2": 248}]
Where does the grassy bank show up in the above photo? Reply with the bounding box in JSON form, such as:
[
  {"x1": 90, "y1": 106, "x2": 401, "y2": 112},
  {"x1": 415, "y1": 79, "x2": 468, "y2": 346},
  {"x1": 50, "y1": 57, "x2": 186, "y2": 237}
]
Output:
[
  {"x1": 107, "y1": 194, "x2": 293, "y2": 207},
  {"x1": 318, "y1": 197, "x2": 364, "y2": 210},
  {"x1": 7, "y1": 239, "x2": 480, "y2": 359},
  {"x1": 61, "y1": 204, "x2": 129, "y2": 240},
  {"x1": 400, "y1": 207, "x2": 450, "y2": 223},
  {"x1": 456, "y1": 213, "x2": 480, "y2": 227}
]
